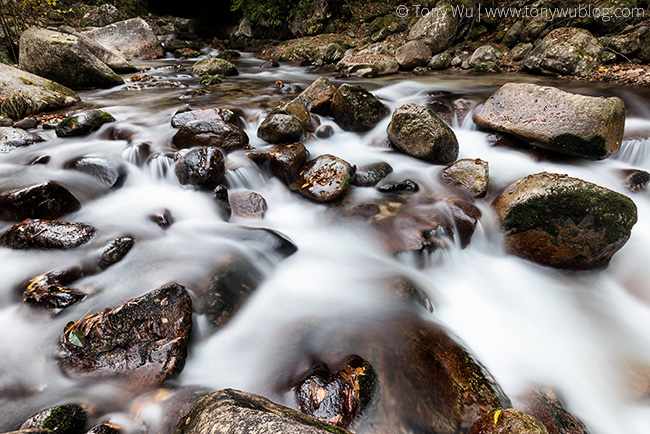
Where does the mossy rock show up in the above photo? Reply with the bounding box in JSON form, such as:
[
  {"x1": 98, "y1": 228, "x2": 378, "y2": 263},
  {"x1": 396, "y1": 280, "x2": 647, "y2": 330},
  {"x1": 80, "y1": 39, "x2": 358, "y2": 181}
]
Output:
[
  {"x1": 473, "y1": 61, "x2": 501, "y2": 73},
  {"x1": 19, "y1": 404, "x2": 86, "y2": 434},
  {"x1": 191, "y1": 57, "x2": 238, "y2": 77}
]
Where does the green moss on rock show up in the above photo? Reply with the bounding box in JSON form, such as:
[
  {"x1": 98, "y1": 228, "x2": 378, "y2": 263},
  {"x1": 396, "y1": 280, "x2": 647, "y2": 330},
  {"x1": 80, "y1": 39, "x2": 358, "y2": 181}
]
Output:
[{"x1": 550, "y1": 133, "x2": 607, "y2": 159}]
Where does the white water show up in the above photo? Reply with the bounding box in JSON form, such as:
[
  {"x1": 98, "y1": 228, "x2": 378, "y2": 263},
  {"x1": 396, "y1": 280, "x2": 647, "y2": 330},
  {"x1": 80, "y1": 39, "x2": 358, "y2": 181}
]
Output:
[{"x1": 1, "y1": 55, "x2": 650, "y2": 433}]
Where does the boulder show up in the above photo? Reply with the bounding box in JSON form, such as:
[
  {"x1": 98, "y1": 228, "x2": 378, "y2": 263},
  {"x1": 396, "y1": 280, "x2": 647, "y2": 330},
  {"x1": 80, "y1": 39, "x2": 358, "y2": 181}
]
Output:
[
  {"x1": 82, "y1": 18, "x2": 163, "y2": 60},
  {"x1": 352, "y1": 162, "x2": 393, "y2": 187},
  {"x1": 330, "y1": 84, "x2": 388, "y2": 132},
  {"x1": 0, "y1": 219, "x2": 95, "y2": 250},
  {"x1": 55, "y1": 110, "x2": 116, "y2": 137},
  {"x1": 522, "y1": 28, "x2": 603, "y2": 75},
  {"x1": 493, "y1": 172, "x2": 638, "y2": 269},
  {"x1": 407, "y1": 5, "x2": 458, "y2": 54},
  {"x1": 172, "y1": 119, "x2": 249, "y2": 151},
  {"x1": 520, "y1": 17, "x2": 549, "y2": 43},
  {"x1": 83, "y1": 4, "x2": 123, "y2": 27},
  {"x1": 174, "y1": 389, "x2": 352, "y2": 434},
  {"x1": 56, "y1": 283, "x2": 192, "y2": 388},
  {"x1": 65, "y1": 157, "x2": 125, "y2": 188},
  {"x1": 290, "y1": 154, "x2": 354, "y2": 202},
  {"x1": 58, "y1": 26, "x2": 136, "y2": 74},
  {"x1": 191, "y1": 57, "x2": 238, "y2": 76},
  {"x1": 395, "y1": 41, "x2": 431, "y2": 70},
  {"x1": 387, "y1": 103, "x2": 458, "y2": 164},
  {"x1": 520, "y1": 389, "x2": 589, "y2": 434},
  {"x1": 440, "y1": 158, "x2": 489, "y2": 198},
  {"x1": 599, "y1": 34, "x2": 640, "y2": 57},
  {"x1": 257, "y1": 110, "x2": 305, "y2": 144},
  {"x1": 97, "y1": 236, "x2": 135, "y2": 270},
  {"x1": 297, "y1": 77, "x2": 337, "y2": 115},
  {"x1": 428, "y1": 52, "x2": 452, "y2": 70},
  {"x1": 0, "y1": 181, "x2": 80, "y2": 221},
  {"x1": 336, "y1": 53, "x2": 398, "y2": 77},
  {"x1": 511, "y1": 43, "x2": 533, "y2": 61},
  {"x1": 0, "y1": 63, "x2": 78, "y2": 119},
  {"x1": 23, "y1": 269, "x2": 88, "y2": 313},
  {"x1": 312, "y1": 43, "x2": 345, "y2": 66},
  {"x1": 171, "y1": 107, "x2": 244, "y2": 129},
  {"x1": 267, "y1": 143, "x2": 309, "y2": 185},
  {"x1": 469, "y1": 45, "x2": 498, "y2": 67},
  {"x1": 175, "y1": 146, "x2": 225, "y2": 187},
  {"x1": 282, "y1": 100, "x2": 311, "y2": 127},
  {"x1": 19, "y1": 404, "x2": 86, "y2": 434},
  {"x1": 468, "y1": 409, "x2": 548, "y2": 434},
  {"x1": 19, "y1": 27, "x2": 123, "y2": 89},
  {"x1": 229, "y1": 191, "x2": 267, "y2": 219},
  {"x1": 473, "y1": 83, "x2": 625, "y2": 160}
]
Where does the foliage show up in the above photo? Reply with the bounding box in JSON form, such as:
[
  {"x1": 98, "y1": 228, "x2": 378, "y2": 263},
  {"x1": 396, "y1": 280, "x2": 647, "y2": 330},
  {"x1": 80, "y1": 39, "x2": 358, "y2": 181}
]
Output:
[{"x1": 230, "y1": 0, "x2": 312, "y2": 28}]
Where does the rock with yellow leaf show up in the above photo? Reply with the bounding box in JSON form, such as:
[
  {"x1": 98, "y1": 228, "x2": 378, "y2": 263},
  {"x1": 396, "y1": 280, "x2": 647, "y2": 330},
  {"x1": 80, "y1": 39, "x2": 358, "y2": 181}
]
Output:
[
  {"x1": 290, "y1": 154, "x2": 355, "y2": 202},
  {"x1": 468, "y1": 409, "x2": 548, "y2": 434},
  {"x1": 520, "y1": 389, "x2": 589, "y2": 434},
  {"x1": 440, "y1": 158, "x2": 489, "y2": 198},
  {"x1": 55, "y1": 109, "x2": 115, "y2": 138}
]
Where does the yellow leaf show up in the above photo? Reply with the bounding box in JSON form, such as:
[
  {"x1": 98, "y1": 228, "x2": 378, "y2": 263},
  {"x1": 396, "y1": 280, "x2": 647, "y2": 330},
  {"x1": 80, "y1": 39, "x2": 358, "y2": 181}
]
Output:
[
  {"x1": 494, "y1": 409, "x2": 502, "y2": 424},
  {"x1": 476, "y1": 179, "x2": 483, "y2": 184}
]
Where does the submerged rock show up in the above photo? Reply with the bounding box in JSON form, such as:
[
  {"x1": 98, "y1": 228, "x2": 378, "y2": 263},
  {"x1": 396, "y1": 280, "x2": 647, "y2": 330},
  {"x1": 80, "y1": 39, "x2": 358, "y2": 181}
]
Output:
[
  {"x1": 191, "y1": 57, "x2": 238, "y2": 76},
  {"x1": 268, "y1": 143, "x2": 309, "y2": 185},
  {"x1": 172, "y1": 119, "x2": 249, "y2": 151},
  {"x1": 23, "y1": 268, "x2": 89, "y2": 312},
  {"x1": 0, "y1": 219, "x2": 96, "y2": 250},
  {"x1": 57, "y1": 283, "x2": 192, "y2": 389},
  {"x1": 174, "y1": 389, "x2": 352, "y2": 434},
  {"x1": 0, "y1": 127, "x2": 46, "y2": 153},
  {"x1": 0, "y1": 181, "x2": 80, "y2": 221},
  {"x1": 493, "y1": 172, "x2": 638, "y2": 269},
  {"x1": 290, "y1": 154, "x2": 355, "y2": 202},
  {"x1": 55, "y1": 110, "x2": 116, "y2": 137},
  {"x1": 330, "y1": 84, "x2": 388, "y2": 132},
  {"x1": 352, "y1": 162, "x2": 393, "y2": 187},
  {"x1": 97, "y1": 236, "x2": 135, "y2": 270},
  {"x1": 440, "y1": 158, "x2": 489, "y2": 198},
  {"x1": 175, "y1": 146, "x2": 225, "y2": 187},
  {"x1": 473, "y1": 83, "x2": 625, "y2": 160},
  {"x1": 520, "y1": 389, "x2": 589, "y2": 434},
  {"x1": 229, "y1": 190, "x2": 267, "y2": 219},
  {"x1": 257, "y1": 109, "x2": 305, "y2": 144},
  {"x1": 387, "y1": 103, "x2": 458, "y2": 164},
  {"x1": 19, "y1": 404, "x2": 86, "y2": 434},
  {"x1": 65, "y1": 157, "x2": 125, "y2": 188},
  {"x1": 298, "y1": 77, "x2": 337, "y2": 115},
  {"x1": 377, "y1": 179, "x2": 419, "y2": 194}
]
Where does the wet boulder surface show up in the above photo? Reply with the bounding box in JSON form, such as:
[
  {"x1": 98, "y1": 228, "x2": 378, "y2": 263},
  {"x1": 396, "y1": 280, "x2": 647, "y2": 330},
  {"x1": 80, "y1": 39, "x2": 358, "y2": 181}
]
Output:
[
  {"x1": 229, "y1": 190, "x2": 267, "y2": 219},
  {"x1": 19, "y1": 403, "x2": 87, "y2": 434},
  {"x1": 352, "y1": 162, "x2": 393, "y2": 187},
  {"x1": 267, "y1": 143, "x2": 309, "y2": 185},
  {"x1": 55, "y1": 110, "x2": 116, "y2": 137},
  {"x1": 174, "y1": 146, "x2": 225, "y2": 187},
  {"x1": 190, "y1": 57, "x2": 238, "y2": 76},
  {"x1": 520, "y1": 389, "x2": 589, "y2": 434},
  {"x1": 257, "y1": 109, "x2": 305, "y2": 144},
  {"x1": 473, "y1": 83, "x2": 625, "y2": 160},
  {"x1": 0, "y1": 181, "x2": 80, "y2": 221},
  {"x1": 330, "y1": 84, "x2": 389, "y2": 132},
  {"x1": 468, "y1": 409, "x2": 548, "y2": 434},
  {"x1": 0, "y1": 219, "x2": 96, "y2": 250},
  {"x1": 290, "y1": 154, "x2": 355, "y2": 202},
  {"x1": 64, "y1": 157, "x2": 125, "y2": 188},
  {"x1": 0, "y1": 127, "x2": 46, "y2": 153},
  {"x1": 97, "y1": 236, "x2": 135, "y2": 270},
  {"x1": 493, "y1": 172, "x2": 638, "y2": 269},
  {"x1": 174, "y1": 389, "x2": 352, "y2": 434},
  {"x1": 172, "y1": 119, "x2": 249, "y2": 151},
  {"x1": 56, "y1": 283, "x2": 192, "y2": 389},
  {"x1": 23, "y1": 268, "x2": 89, "y2": 312},
  {"x1": 298, "y1": 77, "x2": 337, "y2": 115}
]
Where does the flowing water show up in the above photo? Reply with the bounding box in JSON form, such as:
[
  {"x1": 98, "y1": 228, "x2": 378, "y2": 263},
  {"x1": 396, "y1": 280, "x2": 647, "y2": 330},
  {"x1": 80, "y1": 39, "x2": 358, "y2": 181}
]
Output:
[{"x1": 1, "y1": 51, "x2": 650, "y2": 433}]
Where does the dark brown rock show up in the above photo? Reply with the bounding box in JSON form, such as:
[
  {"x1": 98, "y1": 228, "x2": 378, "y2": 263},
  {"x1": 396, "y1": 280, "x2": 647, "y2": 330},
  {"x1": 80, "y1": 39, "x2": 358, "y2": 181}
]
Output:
[
  {"x1": 19, "y1": 404, "x2": 87, "y2": 434},
  {"x1": 385, "y1": 276, "x2": 434, "y2": 312},
  {"x1": 315, "y1": 125, "x2": 334, "y2": 139},
  {"x1": 175, "y1": 146, "x2": 225, "y2": 187},
  {"x1": 23, "y1": 268, "x2": 89, "y2": 312},
  {"x1": 298, "y1": 77, "x2": 337, "y2": 115},
  {"x1": 352, "y1": 162, "x2": 393, "y2": 187},
  {"x1": 0, "y1": 219, "x2": 95, "y2": 250},
  {"x1": 55, "y1": 110, "x2": 115, "y2": 138},
  {"x1": 290, "y1": 154, "x2": 355, "y2": 202},
  {"x1": 131, "y1": 387, "x2": 208, "y2": 434},
  {"x1": 468, "y1": 409, "x2": 548, "y2": 434},
  {"x1": 56, "y1": 283, "x2": 192, "y2": 389},
  {"x1": 98, "y1": 236, "x2": 135, "y2": 270},
  {"x1": 377, "y1": 179, "x2": 419, "y2": 194},
  {"x1": 0, "y1": 181, "x2": 80, "y2": 221},
  {"x1": 257, "y1": 110, "x2": 305, "y2": 144},
  {"x1": 150, "y1": 209, "x2": 174, "y2": 229},
  {"x1": 65, "y1": 157, "x2": 125, "y2": 188},
  {"x1": 212, "y1": 184, "x2": 231, "y2": 219},
  {"x1": 620, "y1": 169, "x2": 650, "y2": 192},
  {"x1": 283, "y1": 100, "x2": 311, "y2": 127},
  {"x1": 172, "y1": 119, "x2": 249, "y2": 151},
  {"x1": 174, "y1": 389, "x2": 352, "y2": 434},
  {"x1": 268, "y1": 143, "x2": 309, "y2": 185},
  {"x1": 330, "y1": 84, "x2": 389, "y2": 132},
  {"x1": 440, "y1": 158, "x2": 489, "y2": 198},
  {"x1": 229, "y1": 190, "x2": 267, "y2": 219},
  {"x1": 520, "y1": 389, "x2": 589, "y2": 434},
  {"x1": 447, "y1": 198, "x2": 482, "y2": 249}
]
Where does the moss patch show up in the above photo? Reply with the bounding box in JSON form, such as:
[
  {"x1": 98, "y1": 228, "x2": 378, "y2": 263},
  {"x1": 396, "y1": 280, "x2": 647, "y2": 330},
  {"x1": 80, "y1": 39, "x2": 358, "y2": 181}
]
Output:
[
  {"x1": 550, "y1": 133, "x2": 607, "y2": 159},
  {"x1": 57, "y1": 115, "x2": 79, "y2": 129}
]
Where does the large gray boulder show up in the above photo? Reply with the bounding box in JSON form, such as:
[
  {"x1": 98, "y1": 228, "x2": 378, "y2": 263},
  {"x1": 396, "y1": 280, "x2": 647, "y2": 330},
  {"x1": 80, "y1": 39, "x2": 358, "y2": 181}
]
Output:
[
  {"x1": 60, "y1": 26, "x2": 136, "y2": 73},
  {"x1": 0, "y1": 63, "x2": 78, "y2": 119},
  {"x1": 407, "y1": 4, "x2": 458, "y2": 54},
  {"x1": 19, "y1": 27, "x2": 123, "y2": 89},
  {"x1": 522, "y1": 27, "x2": 603, "y2": 75},
  {"x1": 493, "y1": 172, "x2": 637, "y2": 270},
  {"x1": 174, "y1": 389, "x2": 351, "y2": 434},
  {"x1": 395, "y1": 40, "x2": 431, "y2": 70},
  {"x1": 387, "y1": 103, "x2": 458, "y2": 164},
  {"x1": 83, "y1": 18, "x2": 163, "y2": 60},
  {"x1": 473, "y1": 83, "x2": 625, "y2": 160}
]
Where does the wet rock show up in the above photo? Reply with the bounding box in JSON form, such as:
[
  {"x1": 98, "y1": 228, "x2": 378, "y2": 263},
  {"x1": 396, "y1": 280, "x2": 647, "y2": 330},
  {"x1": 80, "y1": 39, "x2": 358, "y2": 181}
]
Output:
[
  {"x1": 502, "y1": 20, "x2": 524, "y2": 47},
  {"x1": 315, "y1": 124, "x2": 334, "y2": 139},
  {"x1": 3, "y1": 430, "x2": 54, "y2": 434},
  {"x1": 352, "y1": 162, "x2": 393, "y2": 187},
  {"x1": 191, "y1": 57, "x2": 238, "y2": 76},
  {"x1": 163, "y1": 38, "x2": 201, "y2": 53},
  {"x1": 229, "y1": 191, "x2": 267, "y2": 219},
  {"x1": 447, "y1": 198, "x2": 481, "y2": 249},
  {"x1": 174, "y1": 48, "x2": 201, "y2": 59},
  {"x1": 621, "y1": 169, "x2": 650, "y2": 192},
  {"x1": 257, "y1": 109, "x2": 305, "y2": 144},
  {"x1": 377, "y1": 179, "x2": 419, "y2": 194},
  {"x1": 295, "y1": 355, "x2": 378, "y2": 429},
  {"x1": 493, "y1": 172, "x2": 638, "y2": 269},
  {"x1": 260, "y1": 58, "x2": 280, "y2": 68},
  {"x1": 387, "y1": 103, "x2": 458, "y2": 164},
  {"x1": 150, "y1": 209, "x2": 174, "y2": 229},
  {"x1": 65, "y1": 157, "x2": 125, "y2": 188},
  {"x1": 473, "y1": 83, "x2": 625, "y2": 160},
  {"x1": 473, "y1": 61, "x2": 501, "y2": 73},
  {"x1": 522, "y1": 27, "x2": 603, "y2": 75},
  {"x1": 55, "y1": 110, "x2": 115, "y2": 138},
  {"x1": 395, "y1": 41, "x2": 431, "y2": 70},
  {"x1": 130, "y1": 387, "x2": 208, "y2": 434},
  {"x1": 407, "y1": 5, "x2": 458, "y2": 54},
  {"x1": 171, "y1": 107, "x2": 244, "y2": 129},
  {"x1": 30, "y1": 155, "x2": 51, "y2": 165},
  {"x1": 172, "y1": 119, "x2": 249, "y2": 151},
  {"x1": 511, "y1": 43, "x2": 533, "y2": 61},
  {"x1": 175, "y1": 389, "x2": 352, "y2": 434},
  {"x1": 195, "y1": 254, "x2": 264, "y2": 327},
  {"x1": 385, "y1": 276, "x2": 434, "y2": 312},
  {"x1": 19, "y1": 404, "x2": 86, "y2": 434},
  {"x1": 469, "y1": 409, "x2": 547, "y2": 433},
  {"x1": 330, "y1": 84, "x2": 388, "y2": 132},
  {"x1": 336, "y1": 53, "x2": 398, "y2": 77},
  {"x1": 23, "y1": 269, "x2": 88, "y2": 312},
  {"x1": 0, "y1": 181, "x2": 80, "y2": 221},
  {"x1": 440, "y1": 158, "x2": 489, "y2": 198},
  {"x1": 175, "y1": 146, "x2": 225, "y2": 187},
  {"x1": 0, "y1": 219, "x2": 95, "y2": 250},
  {"x1": 98, "y1": 237, "x2": 134, "y2": 270},
  {"x1": 0, "y1": 127, "x2": 45, "y2": 153},
  {"x1": 19, "y1": 27, "x2": 123, "y2": 89},
  {"x1": 84, "y1": 423, "x2": 121, "y2": 434},
  {"x1": 428, "y1": 52, "x2": 452, "y2": 70},
  {"x1": 14, "y1": 118, "x2": 39, "y2": 129},
  {"x1": 212, "y1": 185, "x2": 231, "y2": 218},
  {"x1": 290, "y1": 154, "x2": 355, "y2": 202},
  {"x1": 268, "y1": 143, "x2": 309, "y2": 185},
  {"x1": 82, "y1": 4, "x2": 122, "y2": 27},
  {"x1": 282, "y1": 100, "x2": 311, "y2": 127},
  {"x1": 221, "y1": 226, "x2": 298, "y2": 258},
  {"x1": 56, "y1": 283, "x2": 192, "y2": 388},
  {"x1": 520, "y1": 389, "x2": 589, "y2": 434},
  {"x1": 82, "y1": 18, "x2": 163, "y2": 60},
  {"x1": 298, "y1": 77, "x2": 337, "y2": 115}
]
